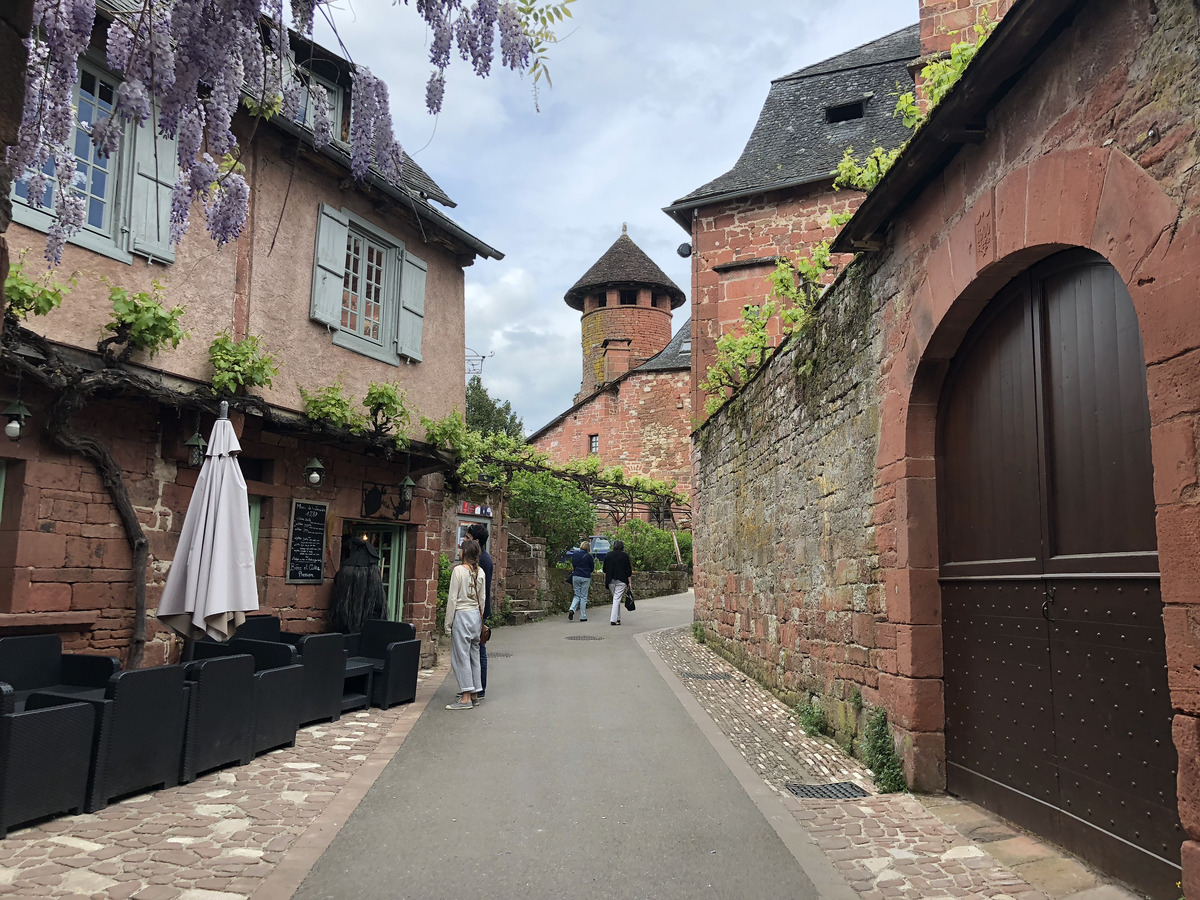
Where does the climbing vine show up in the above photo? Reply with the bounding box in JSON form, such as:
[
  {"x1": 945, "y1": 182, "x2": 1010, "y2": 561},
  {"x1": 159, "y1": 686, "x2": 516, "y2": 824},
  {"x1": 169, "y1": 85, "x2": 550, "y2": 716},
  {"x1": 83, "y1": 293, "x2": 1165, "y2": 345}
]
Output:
[{"x1": 209, "y1": 331, "x2": 279, "y2": 396}]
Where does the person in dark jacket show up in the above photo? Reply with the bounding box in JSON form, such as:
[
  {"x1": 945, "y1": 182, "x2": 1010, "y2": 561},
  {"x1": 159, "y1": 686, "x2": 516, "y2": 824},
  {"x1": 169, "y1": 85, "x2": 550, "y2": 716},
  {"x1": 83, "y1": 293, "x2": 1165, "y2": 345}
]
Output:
[
  {"x1": 466, "y1": 523, "x2": 493, "y2": 700},
  {"x1": 603, "y1": 539, "x2": 633, "y2": 625},
  {"x1": 562, "y1": 540, "x2": 593, "y2": 621}
]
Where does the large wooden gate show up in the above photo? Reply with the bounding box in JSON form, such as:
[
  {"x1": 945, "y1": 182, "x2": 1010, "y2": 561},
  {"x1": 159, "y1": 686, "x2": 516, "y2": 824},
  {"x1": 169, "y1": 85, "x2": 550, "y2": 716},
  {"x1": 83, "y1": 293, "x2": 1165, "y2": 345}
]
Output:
[{"x1": 937, "y1": 250, "x2": 1182, "y2": 898}]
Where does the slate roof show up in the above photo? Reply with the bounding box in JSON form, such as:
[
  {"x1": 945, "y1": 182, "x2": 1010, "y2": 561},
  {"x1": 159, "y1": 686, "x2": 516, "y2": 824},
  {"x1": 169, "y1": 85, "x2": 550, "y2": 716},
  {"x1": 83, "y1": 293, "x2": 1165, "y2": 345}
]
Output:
[
  {"x1": 635, "y1": 318, "x2": 691, "y2": 373},
  {"x1": 564, "y1": 232, "x2": 687, "y2": 310},
  {"x1": 664, "y1": 24, "x2": 920, "y2": 227}
]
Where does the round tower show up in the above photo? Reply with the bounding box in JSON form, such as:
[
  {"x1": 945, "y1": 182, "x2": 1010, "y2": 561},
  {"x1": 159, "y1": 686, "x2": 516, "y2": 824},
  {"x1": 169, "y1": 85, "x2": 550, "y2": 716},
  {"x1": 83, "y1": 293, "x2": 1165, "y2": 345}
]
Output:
[{"x1": 565, "y1": 225, "x2": 686, "y2": 402}]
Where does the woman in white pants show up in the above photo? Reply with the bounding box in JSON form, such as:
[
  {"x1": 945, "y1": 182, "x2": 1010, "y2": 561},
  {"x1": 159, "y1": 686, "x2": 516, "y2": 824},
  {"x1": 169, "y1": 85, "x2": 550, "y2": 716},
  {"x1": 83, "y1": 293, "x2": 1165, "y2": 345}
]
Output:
[{"x1": 444, "y1": 539, "x2": 487, "y2": 709}]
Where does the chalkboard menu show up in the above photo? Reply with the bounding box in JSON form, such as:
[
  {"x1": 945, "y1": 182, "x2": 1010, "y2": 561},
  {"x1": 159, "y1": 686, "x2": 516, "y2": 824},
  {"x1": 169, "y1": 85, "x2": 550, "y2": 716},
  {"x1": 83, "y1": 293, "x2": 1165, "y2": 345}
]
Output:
[{"x1": 286, "y1": 500, "x2": 328, "y2": 583}]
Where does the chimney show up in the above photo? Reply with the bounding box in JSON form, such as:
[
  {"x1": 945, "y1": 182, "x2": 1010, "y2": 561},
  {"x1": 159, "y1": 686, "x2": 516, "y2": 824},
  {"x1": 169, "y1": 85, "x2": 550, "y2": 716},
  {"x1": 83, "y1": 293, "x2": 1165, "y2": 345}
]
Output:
[{"x1": 603, "y1": 339, "x2": 632, "y2": 382}]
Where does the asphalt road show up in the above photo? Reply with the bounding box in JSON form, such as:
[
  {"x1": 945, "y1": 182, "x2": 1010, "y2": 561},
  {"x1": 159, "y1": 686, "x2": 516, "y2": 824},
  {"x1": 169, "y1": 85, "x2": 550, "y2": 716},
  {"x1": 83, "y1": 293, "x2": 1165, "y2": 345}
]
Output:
[{"x1": 293, "y1": 592, "x2": 825, "y2": 900}]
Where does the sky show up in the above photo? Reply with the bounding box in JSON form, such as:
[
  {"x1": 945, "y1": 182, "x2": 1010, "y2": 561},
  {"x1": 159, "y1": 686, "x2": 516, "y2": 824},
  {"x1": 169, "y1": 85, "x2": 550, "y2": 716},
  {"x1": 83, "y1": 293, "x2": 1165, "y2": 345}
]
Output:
[{"x1": 316, "y1": 1, "x2": 918, "y2": 435}]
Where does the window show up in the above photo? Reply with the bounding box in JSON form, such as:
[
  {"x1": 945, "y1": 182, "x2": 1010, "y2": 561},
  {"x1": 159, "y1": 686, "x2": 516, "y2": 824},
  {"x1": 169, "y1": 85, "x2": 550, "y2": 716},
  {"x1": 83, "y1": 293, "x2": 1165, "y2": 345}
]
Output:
[
  {"x1": 247, "y1": 495, "x2": 262, "y2": 562},
  {"x1": 294, "y1": 71, "x2": 342, "y2": 136},
  {"x1": 619, "y1": 290, "x2": 638, "y2": 306},
  {"x1": 595, "y1": 292, "x2": 607, "y2": 307},
  {"x1": 10, "y1": 57, "x2": 179, "y2": 264},
  {"x1": 311, "y1": 204, "x2": 427, "y2": 364},
  {"x1": 589, "y1": 434, "x2": 599, "y2": 454},
  {"x1": 826, "y1": 100, "x2": 865, "y2": 123}
]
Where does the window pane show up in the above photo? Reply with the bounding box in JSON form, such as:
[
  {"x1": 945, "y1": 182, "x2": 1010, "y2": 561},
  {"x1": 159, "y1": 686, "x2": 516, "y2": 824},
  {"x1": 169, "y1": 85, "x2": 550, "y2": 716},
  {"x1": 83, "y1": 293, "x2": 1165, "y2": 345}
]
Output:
[
  {"x1": 81, "y1": 70, "x2": 95, "y2": 96},
  {"x1": 88, "y1": 197, "x2": 104, "y2": 228}
]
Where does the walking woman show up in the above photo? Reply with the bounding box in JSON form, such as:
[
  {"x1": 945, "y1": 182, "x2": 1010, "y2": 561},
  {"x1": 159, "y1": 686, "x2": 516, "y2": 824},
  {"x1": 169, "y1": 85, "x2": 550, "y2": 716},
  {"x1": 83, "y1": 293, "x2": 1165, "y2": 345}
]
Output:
[
  {"x1": 603, "y1": 539, "x2": 632, "y2": 625},
  {"x1": 564, "y1": 539, "x2": 594, "y2": 621},
  {"x1": 444, "y1": 538, "x2": 487, "y2": 709}
]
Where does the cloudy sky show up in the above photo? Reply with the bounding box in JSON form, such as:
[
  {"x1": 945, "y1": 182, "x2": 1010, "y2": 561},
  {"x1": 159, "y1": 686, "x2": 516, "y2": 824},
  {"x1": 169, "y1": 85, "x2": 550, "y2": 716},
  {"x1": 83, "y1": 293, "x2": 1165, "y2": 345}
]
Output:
[{"x1": 316, "y1": 1, "x2": 917, "y2": 434}]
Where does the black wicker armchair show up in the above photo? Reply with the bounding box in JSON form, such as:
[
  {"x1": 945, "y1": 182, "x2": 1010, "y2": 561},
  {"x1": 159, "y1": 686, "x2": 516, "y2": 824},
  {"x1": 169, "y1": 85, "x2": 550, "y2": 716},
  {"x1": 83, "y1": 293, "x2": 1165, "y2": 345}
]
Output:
[
  {"x1": 181, "y1": 653, "x2": 256, "y2": 782},
  {"x1": 27, "y1": 664, "x2": 189, "y2": 813},
  {"x1": 0, "y1": 635, "x2": 120, "y2": 706},
  {"x1": 222, "y1": 615, "x2": 345, "y2": 726},
  {"x1": 191, "y1": 640, "x2": 303, "y2": 755},
  {"x1": 0, "y1": 686, "x2": 96, "y2": 836},
  {"x1": 345, "y1": 620, "x2": 421, "y2": 708}
]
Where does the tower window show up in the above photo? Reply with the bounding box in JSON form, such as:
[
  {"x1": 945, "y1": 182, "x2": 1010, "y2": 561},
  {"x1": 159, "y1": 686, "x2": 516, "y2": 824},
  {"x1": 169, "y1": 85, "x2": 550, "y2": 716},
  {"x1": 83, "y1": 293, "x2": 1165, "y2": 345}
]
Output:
[
  {"x1": 825, "y1": 101, "x2": 865, "y2": 123},
  {"x1": 588, "y1": 434, "x2": 599, "y2": 454},
  {"x1": 619, "y1": 290, "x2": 637, "y2": 305},
  {"x1": 595, "y1": 292, "x2": 607, "y2": 307}
]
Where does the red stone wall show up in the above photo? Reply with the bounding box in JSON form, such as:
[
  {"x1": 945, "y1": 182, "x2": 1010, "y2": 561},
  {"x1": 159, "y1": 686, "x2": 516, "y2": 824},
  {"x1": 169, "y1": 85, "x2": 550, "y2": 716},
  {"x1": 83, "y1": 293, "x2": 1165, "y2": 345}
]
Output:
[
  {"x1": 687, "y1": 184, "x2": 861, "y2": 419},
  {"x1": 531, "y1": 368, "x2": 694, "y2": 503},
  {"x1": 917, "y1": 0, "x2": 1016, "y2": 56},
  {"x1": 577, "y1": 289, "x2": 674, "y2": 400},
  {"x1": 0, "y1": 391, "x2": 446, "y2": 666}
]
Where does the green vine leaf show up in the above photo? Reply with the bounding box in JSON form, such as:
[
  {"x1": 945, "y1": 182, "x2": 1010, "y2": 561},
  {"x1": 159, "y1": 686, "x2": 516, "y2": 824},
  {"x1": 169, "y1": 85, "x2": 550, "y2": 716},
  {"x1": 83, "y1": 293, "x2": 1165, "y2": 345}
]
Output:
[
  {"x1": 4, "y1": 256, "x2": 74, "y2": 319},
  {"x1": 209, "y1": 331, "x2": 280, "y2": 396}
]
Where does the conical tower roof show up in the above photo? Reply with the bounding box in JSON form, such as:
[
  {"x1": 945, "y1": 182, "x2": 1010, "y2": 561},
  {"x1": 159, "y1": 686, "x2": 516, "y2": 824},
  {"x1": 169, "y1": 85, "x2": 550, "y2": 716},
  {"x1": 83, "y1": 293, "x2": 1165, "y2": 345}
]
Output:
[{"x1": 564, "y1": 228, "x2": 686, "y2": 311}]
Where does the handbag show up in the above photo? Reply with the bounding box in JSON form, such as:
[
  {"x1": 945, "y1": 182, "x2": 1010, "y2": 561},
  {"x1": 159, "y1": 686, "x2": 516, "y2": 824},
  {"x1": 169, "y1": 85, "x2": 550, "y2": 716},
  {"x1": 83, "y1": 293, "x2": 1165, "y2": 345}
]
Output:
[
  {"x1": 470, "y1": 568, "x2": 490, "y2": 644},
  {"x1": 623, "y1": 586, "x2": 635, "y2": 612},
  {"x1": 480, "y1": 623, "x2": 491, "y2": 644}
]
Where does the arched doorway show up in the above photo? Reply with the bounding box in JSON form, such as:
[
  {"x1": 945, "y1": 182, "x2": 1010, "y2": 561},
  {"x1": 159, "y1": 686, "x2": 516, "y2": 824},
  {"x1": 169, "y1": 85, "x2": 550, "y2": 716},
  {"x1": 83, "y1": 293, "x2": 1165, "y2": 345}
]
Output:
[{"x1": 937, "y1": 249, "x2": 1182, "y2": 898}]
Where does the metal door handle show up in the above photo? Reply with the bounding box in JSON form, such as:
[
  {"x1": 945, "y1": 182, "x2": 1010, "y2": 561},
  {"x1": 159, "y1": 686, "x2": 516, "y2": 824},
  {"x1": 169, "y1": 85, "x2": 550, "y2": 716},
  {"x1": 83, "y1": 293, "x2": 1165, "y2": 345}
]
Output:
[{"x1": 1042, "y1": 584, "x2": 1056, "y2": 620}]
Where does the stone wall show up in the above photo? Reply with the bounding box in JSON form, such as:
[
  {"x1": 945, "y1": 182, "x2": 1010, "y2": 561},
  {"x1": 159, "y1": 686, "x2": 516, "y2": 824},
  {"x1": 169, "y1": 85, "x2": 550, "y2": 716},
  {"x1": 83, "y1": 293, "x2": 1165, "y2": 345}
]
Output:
[
  {"x1": 531, "y1": 367, "x2": 694, "y2": 504},
  {"x1": 917, "y1": 0, "x2": 1016, "y2": 56},
  {"x1": 577, "y1": 290, "x2": 675, "y2": 400},
  {"x1": 687, "y1": 183, "x2": 861, "y2": 419},
  {"x1": 693, "y1": 258, "x2": 884, "y2": 729},
  {"x1": 0, "y1": 391, "x2": 447, "y2": 667}
]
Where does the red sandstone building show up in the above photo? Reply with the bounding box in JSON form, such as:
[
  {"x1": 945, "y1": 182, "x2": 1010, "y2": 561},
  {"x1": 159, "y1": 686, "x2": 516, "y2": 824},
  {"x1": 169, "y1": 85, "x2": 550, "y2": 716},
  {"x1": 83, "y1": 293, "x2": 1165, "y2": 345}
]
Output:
[
  {"x1": 528, "y1": 228, "x2": 693, "y2": 520},
  {"x1": 0, "y1": 10, "x2": 498, "y2": 666},
  {"x1": 681, "y1": 1, "x2": 1200, "y2": 897},
  {"x1": 665, "y1": 25, "x2": 919, "y2": 419}
]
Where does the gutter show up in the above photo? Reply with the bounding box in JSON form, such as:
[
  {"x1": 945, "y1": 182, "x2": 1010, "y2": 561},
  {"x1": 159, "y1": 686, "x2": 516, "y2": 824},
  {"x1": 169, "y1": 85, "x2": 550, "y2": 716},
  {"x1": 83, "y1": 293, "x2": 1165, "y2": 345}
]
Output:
[
  {"x1": 831, "y1": 0, "x2": 1087, "y2": 253},
  {"x1": 663, "y1": 173, "x2": 834, "y2": 232}
]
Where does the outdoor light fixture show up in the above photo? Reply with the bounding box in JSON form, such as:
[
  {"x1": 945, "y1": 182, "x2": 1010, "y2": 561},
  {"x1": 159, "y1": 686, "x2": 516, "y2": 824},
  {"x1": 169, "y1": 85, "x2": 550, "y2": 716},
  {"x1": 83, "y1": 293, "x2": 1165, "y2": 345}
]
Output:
[
  {"x1": 676, "y1": 242, "x2": 692, "y2": 258},
  {"x1": 304, "y1": 458, "x2": 325, "y2": 487},
  {"x1": 401, "y1": 475, "x2": 415, "y2": 504},
  {"x1": 3, "y1": 399, "x2": 31, "y2": 442},
  {"x1": 184, "y1": 416, "x2": 208, "y2": 467}
]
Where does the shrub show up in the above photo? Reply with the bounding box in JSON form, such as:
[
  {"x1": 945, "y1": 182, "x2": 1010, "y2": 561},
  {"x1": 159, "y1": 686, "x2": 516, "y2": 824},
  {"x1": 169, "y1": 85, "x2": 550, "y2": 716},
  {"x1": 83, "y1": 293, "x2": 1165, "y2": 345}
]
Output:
[
  {"x1": 611, "y1": 519, "x2": 692, "y2": 571},
  {"x1": 797, "y1": 697, "x2": 829, "y2": 737},
  {"x1": 507, "y1": 470, "x2": 595, "y2": 561},
  {"x1": 209, "y1": 331, "x2": 279, "y2": 395},
  {"x1": 436, "y1": 552, "x2": 452, "y2": 633},
  {"x1": 862, "y1": 708, "x2": 906, "y2": 793}
]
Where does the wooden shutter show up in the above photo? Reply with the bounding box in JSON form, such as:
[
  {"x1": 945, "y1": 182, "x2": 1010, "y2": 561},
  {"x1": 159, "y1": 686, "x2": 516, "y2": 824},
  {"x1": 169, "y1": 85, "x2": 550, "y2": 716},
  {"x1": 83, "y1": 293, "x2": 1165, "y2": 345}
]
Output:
[
  {"x1": 128, "y1": 119, "x2": 179, "y2": 261},
  {"x1": 311, "y1": 203, "x2": 348, "y2": 327},
  {"x1": 397, "y1": 250, "x2": 427, "y2": 362}
]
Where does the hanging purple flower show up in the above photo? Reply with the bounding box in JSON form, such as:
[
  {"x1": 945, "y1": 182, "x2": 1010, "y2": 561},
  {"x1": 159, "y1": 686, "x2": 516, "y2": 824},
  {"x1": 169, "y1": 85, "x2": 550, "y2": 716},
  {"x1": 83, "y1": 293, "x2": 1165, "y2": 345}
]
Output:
[
  {"x1": 425, "y1": 71, "x2": 446, "y2": 116},
  {"x1": 205, "y1": 172, "x2": 249, "y2": 246}
]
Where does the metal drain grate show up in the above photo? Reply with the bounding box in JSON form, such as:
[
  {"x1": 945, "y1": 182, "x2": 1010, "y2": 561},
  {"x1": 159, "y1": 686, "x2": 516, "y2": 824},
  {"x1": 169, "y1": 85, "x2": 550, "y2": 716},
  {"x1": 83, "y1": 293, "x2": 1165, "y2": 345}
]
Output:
[
  {"x1": 681, "y1": 672, "x2": 733, "y2": 681},
  {"x1": 565, "y1": 635, "x2": 604, "y2": 641},
  {"x1": 784, "y1": 781, "x2": 870, "y2": 800},
  {"x1": 487, "y1": 651, "x2": 512, "y2": 658}
]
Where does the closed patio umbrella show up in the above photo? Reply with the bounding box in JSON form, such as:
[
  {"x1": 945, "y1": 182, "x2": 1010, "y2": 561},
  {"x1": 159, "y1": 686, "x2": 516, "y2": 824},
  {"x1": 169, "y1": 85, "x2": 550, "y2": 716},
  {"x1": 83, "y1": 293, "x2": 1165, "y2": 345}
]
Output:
[{"x1": 157, "y1": 402, "x2": 258, "y2": 641}]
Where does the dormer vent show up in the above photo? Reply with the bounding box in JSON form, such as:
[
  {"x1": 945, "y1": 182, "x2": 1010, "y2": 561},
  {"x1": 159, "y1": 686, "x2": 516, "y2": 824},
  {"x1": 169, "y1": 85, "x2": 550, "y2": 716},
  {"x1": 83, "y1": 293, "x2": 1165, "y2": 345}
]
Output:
[{"x1": 825, "y1": 100, "x2": 865, "y2": 123}]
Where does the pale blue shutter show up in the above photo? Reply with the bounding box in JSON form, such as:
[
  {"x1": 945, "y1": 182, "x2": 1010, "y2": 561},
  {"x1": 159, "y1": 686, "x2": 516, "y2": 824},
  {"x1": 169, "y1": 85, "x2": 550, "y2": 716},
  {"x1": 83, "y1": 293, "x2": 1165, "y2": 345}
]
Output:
[
  {"x1": 128, "y1": 120, "x2": 179, "y2": 261},
  {"x1": 397, "y1": 250, "x2": 427, "y2": 362},
  {"x1": 311, "y1": 204, "x2": 348, "y2": 327}
]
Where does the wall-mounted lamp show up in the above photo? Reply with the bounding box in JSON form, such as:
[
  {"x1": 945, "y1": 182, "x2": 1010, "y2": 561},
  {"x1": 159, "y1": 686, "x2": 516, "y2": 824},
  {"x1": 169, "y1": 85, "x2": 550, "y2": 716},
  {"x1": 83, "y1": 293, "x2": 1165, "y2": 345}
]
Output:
[
  {"x1": 401, "y1": 475, "x2": 415, "y2": 504},
  {"x1": 676, "y1": 242, "x2": 693, "y2": 259},
  {"x1": 184, "y1": 427, "x2": 208, "y2": 467},
  {"x1": 304, "y1": 458, "x2": 325, "y2": 487},
  {"x1": 3, "y1": 399, "x2": 31, "y2": 442}
]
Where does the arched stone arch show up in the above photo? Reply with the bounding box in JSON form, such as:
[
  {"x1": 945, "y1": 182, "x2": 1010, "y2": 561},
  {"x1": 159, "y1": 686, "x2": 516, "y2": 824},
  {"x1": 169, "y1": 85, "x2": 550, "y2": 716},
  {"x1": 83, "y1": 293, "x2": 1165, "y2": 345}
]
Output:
[{"x1": 876, "y1": 145, "x2": 1200, "y2": 796}]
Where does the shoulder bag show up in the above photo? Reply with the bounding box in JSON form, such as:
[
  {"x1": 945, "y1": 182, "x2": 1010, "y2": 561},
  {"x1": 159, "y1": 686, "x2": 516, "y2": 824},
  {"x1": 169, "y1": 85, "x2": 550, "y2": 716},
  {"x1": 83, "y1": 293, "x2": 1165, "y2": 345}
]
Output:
[{"x1": 471, "y1": 571, "x2": 491, "y2": 644}]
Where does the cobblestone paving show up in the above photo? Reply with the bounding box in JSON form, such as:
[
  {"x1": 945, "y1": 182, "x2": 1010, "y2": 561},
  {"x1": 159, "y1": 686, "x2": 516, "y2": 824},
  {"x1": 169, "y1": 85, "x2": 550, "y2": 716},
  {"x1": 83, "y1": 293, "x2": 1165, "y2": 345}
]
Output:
[
  {"x1": 647, "y1": 627, "x2": 1054, "y2": 900},
  {"x1": 0, "y1": 669, "x2": 437, "y2": 900}
]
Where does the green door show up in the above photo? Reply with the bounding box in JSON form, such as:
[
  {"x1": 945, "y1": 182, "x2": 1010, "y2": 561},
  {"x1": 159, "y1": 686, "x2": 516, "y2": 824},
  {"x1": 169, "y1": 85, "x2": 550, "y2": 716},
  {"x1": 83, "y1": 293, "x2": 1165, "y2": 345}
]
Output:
[{"x1": 346, "y1": 524, "x2": 407, "y2": 621}]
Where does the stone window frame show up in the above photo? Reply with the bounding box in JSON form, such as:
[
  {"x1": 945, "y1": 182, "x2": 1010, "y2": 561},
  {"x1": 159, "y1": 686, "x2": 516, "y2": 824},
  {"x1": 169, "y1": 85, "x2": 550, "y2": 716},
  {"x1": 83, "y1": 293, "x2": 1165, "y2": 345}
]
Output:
[{"x1": 588, "y1": 434, "x2": 599, "y2": 454}]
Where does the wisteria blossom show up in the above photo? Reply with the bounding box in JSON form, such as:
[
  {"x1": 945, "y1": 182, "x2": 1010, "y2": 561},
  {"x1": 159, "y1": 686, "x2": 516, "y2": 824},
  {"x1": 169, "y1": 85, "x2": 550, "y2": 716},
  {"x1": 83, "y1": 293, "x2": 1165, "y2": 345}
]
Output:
[{"x1": 10, "y1": 0, "x2": 544, "y2": 265}]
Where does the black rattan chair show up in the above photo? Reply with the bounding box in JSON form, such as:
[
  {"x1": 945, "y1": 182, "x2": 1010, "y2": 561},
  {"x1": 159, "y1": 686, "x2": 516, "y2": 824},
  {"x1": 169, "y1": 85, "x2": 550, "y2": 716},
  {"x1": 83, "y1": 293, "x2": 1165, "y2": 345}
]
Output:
[
  {"x1": 0, "y1": 685, "x2": 96, "y2": 836},
  {"x1": 0, "y1": 635, "x2": 120, "y2": 707},
  {"x1": 181, "y1": 654, "x2": 256, "y2": 781},
  {"x1": 30, "y1": 664, "x2": 189, "y2": 812},
  {"x1": 213, "y1": 615, "x2": 345, "y2": 726},
  {"x1": 192, "y1": 640, "x2": 303, "y2": 755},
  {"x1": 345, "y1": 620, "x2": 421, "y2": 708}
]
